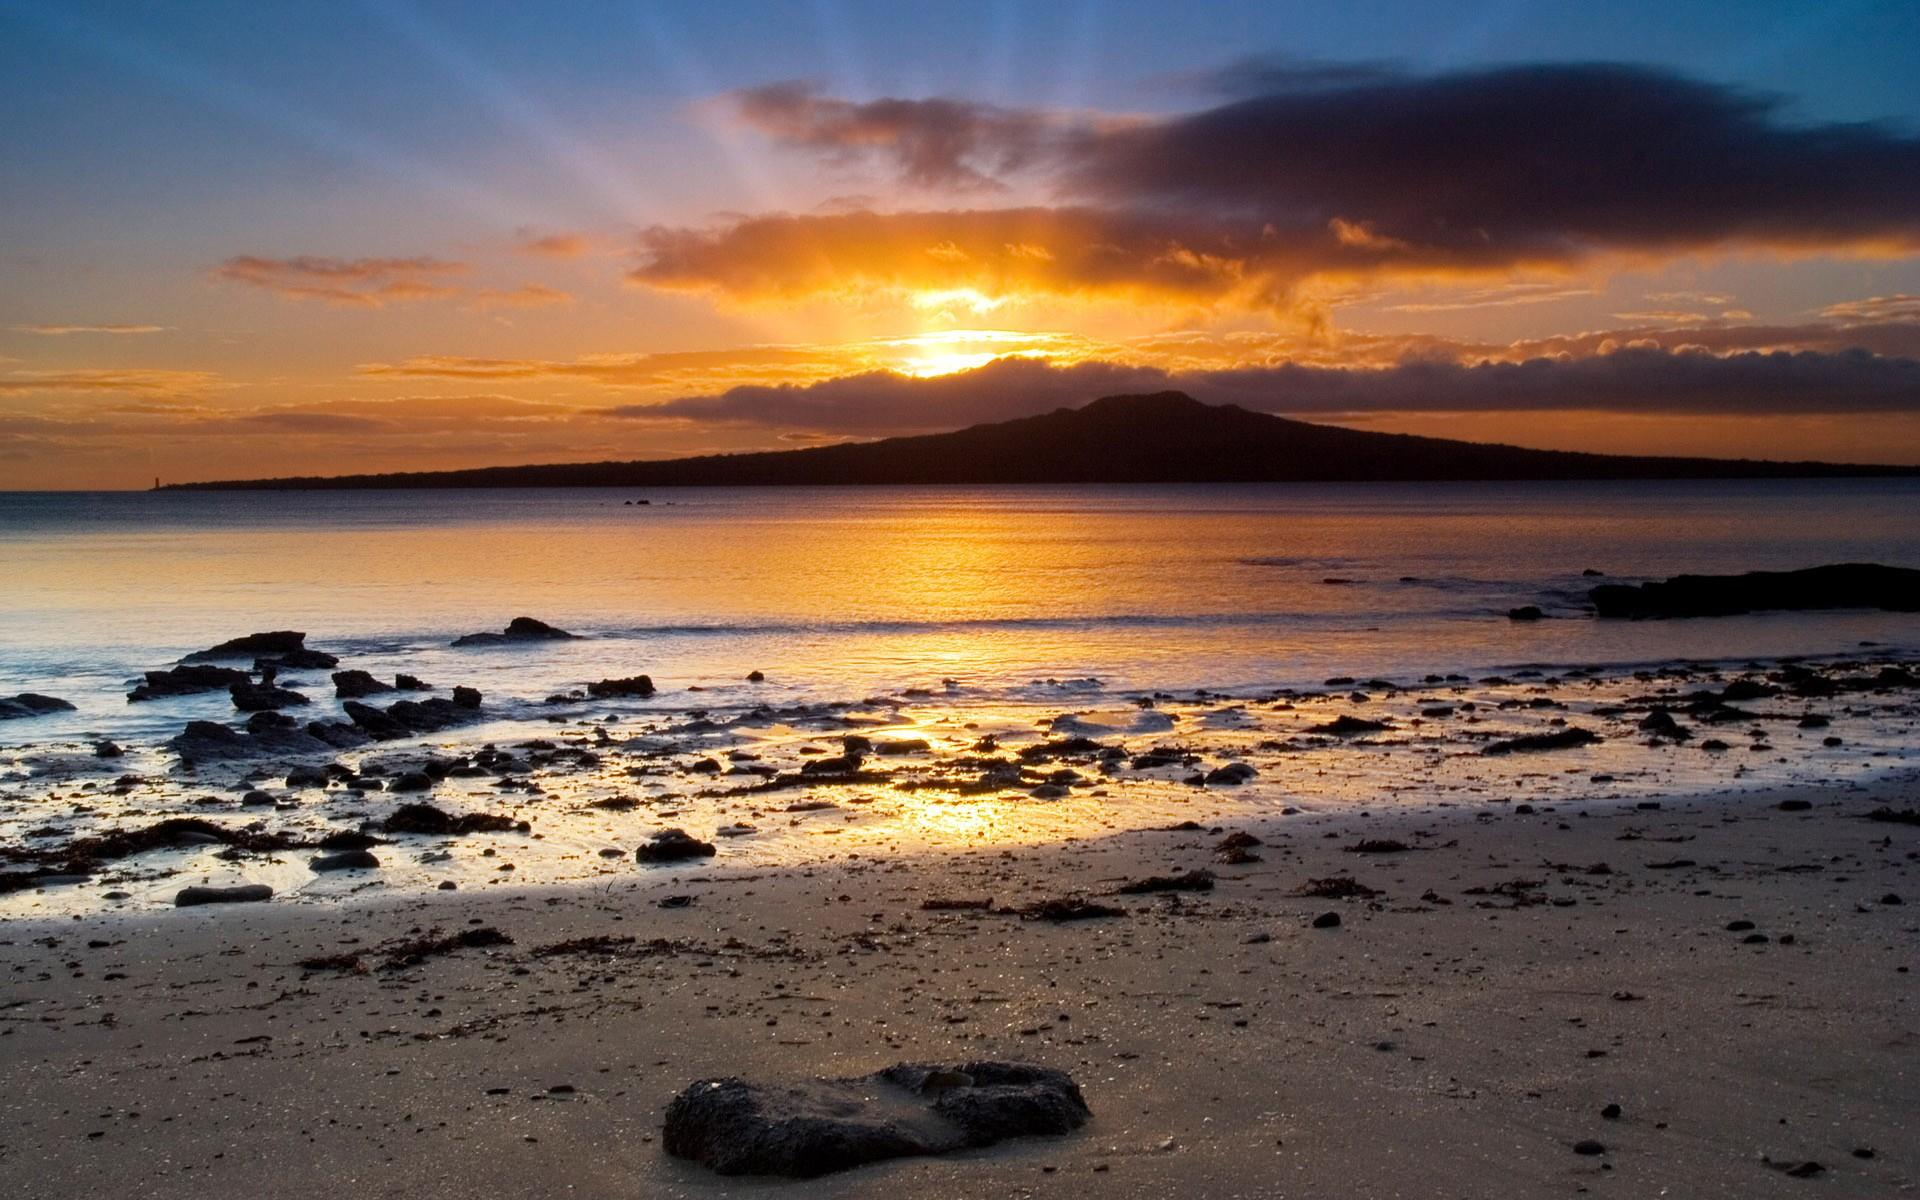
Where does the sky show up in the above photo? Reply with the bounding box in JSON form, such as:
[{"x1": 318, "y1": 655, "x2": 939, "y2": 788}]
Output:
[{"x1": 2, "y1": 0, "x2": 1918, "y2": 488}]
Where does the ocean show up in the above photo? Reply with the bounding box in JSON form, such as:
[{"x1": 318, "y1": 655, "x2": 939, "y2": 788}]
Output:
[
  {"x1": 3, "y1": 479, "x2": 1918, "y2": 911},
  {"x1": 3, "y1": 480, "x2": 1918, "y2": 736}
]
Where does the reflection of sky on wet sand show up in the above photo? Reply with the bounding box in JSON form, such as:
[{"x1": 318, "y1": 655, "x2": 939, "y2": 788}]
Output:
[{"x1": 5, "y1": 656, "x2": 1913, "y2": 917}]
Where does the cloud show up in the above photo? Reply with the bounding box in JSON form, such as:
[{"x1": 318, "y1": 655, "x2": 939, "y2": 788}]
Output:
[
  {"x1": 632, "y1": 206, "x2": 1376, "y2": 312},
  {"x1": 722, "y1": 80, "x2": 1105, "y2": 192},
  {"x1": 651, "y1": 63, "x2": 1920, "y2": 316},
  {"x1": 602, "y1": 344, "x2": 1920, "y2": 436},
  {"x1": 515, "y1": 230, "x2": 591, "y2": 258},
  {"x1": 0, "y1": 368, "x2": 221, "y2": 395},
  {"x1": 212, "y1": 255, "x2": 468, "y2": 307},
  {"x1": 470, "y1": 284, "x2": 574, "y2": 310},
  {"x1": 1820, "y1": 294, "x2": 1920, "y2": 323},
  {"x1": 11, "y1": 323, "x2": 166, "y2": 336}
]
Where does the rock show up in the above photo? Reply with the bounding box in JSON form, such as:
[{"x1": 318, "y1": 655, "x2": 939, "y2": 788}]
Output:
[
  {"x1": 93, "y1": 740, "x2": 123, "y2": 757},
  {"x1": 1507, "y1": 605, "x2": 1545, "y2": 621},
  {"x1": 1638, "y1": 707, "x2": 1691, "y2": 738},
  {"x1": 747, "y1": 670, "x2": 766, "y2": 682},
  {"x1": 310, "y1": 850, "x2": 379, "y2": 872},
  {"x1": 875, "y1": 738, "x2": 931, "y2": 755},
  {"x1": 230, "y1": 680, "x2": 308, "y2": 712},
  {"x1": 394, "y1": 673, "x2": 431, "y2": 690},
  {"x1": 1309, "y1": 715, "x2": 1391, "y2": 735},
  {"x1": 318, "y1": 830, "x2": 383, "y2": 850},
  {"x1": 1312, "y1": 911, "x2": 1342, "y2": 929},
  {"x1": 1591, "y1": 563, "x2": 1920, "y2": 618},
  {"x1": 388, "y1": 771, "x2": 434, "y2": 793},
  {"x1": 183, "y1": 631, "x2": 309, "y2": 661},
  {"x1": 240, "y1": 789, "x2": 275, "y2": 807},
  {"x1": 331, "y1": 669, "x2": 393, "y2": 699},
  {"x1": 286, "y1": 765, "x2": 330, "y2": 788},
  {"x1": 175, "y1": 884, "x2": 273, "y2": 907},
  {"x1": 380, "y1": 803, "x2": 525, "y2": 836},
  {"x1": 168, "y1": 717, "x2": 331, "y2": 760},
  {"x1": 587, "y1": 675, "x2": 655, "y2": 698},
  {"x1": 451, "y1": 616, "x2": 578, "y2": 647},
  {"x1": 1483, "y1": 727, "x2": 1601, "y2": 755},
  {"x1": 1601, "y1": 1103, "x2": 1622, "y2": 1120},
  {"x1": 256, "y1": 649, "x2": 341, "y2": 673},
  {"x1": 1116, "y1": 870, "x2": 1215, "y2": 894},
  {"x1": 0, "y1": 693, "x2": 76, "y2": 720},
  {"x1": 1204, "y1": 762, "x2": 1257, "y2": 786},
  {"x1": 451, "y1": 686, "x2": 482, "y2": 709},
  {"x1": 662, "y1": 1062, "x2": 1091, "y2": 1177},
  {"x1": 128, "y1": 664, "x2": 250, "y2": 701},
  {"x1": 1778, "y1": 798, "x2": 1812, "y2": 811},
  {"x1": 637, "y1": 828, "x2": 716, "y2": 863},
  {"x1": 1573, "y1": 1139, "x2": 1606, "y2": 1156}
]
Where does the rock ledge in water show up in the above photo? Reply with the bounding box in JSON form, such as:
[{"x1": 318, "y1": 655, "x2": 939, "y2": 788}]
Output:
[
  {"x1": 1591, "y1": 563, "x2": 1920, "y2": 618},
  {"x1": 451, "y1": 616, "x2": 578, "y2": 647},
  {"x1": 0, "y1": 693, "x2": 75, "y2": 720},
  {"x1": 662, "y1": 1061, "x2": 1091, "y2": 1177}
]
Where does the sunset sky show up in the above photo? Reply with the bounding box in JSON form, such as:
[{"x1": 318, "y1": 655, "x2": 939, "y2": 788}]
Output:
[{"x1": 3, "y1": 0, "x2": 1919, "y2": 488}]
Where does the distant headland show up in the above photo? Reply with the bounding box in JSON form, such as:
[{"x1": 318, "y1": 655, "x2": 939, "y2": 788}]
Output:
[{"x1": 160, "y1": 392, "x2": 1920, "y2": 490}]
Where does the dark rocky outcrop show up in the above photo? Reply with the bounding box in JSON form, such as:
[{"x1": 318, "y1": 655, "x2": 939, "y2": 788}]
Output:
[
  {"x1": 331, "y1": 669, "x2": 394, "y2": 699},
  {"x1": 175, "y1": 884, "x2": 273, "y2": 907},
  {"x1": 662, "y1": 1061, "x2": 1091, "y2": 1177},
  {"x1": 184, "y1": 631, "x2": 309, "y2": 661},
  {"x1": 256, "y1": 647, "x2": 339, "y2": 670},
  {"x1": 0, "y1": 693, "x2": 75, "y2": 720},
  {"x1": 1309, "y1": 715, "x2": 1391, "y2": 736},
  {"x1": 342, "y1": 695, "x2": 481, "y2": 740},
  {"x1": 1591, "y1": 564, "x2": 1920, "y2": 618},
  {"x1": 1484, "y1": 727, "x2": 1602, "y2": 755},
  {"x1": 637, "y1": 828, "x2": 716, "y2": 863},
  {"x1": 451, "y1": 617, "x2": 577, "y2": 647},
  {"x1": 168, "y1": 713, "x2": 333, "y2": 759},
  {"x1": 587, "y1": 675, "x2": 656, "y2": 698},
  {"x1": 128, "y1": 664, "x2": 250, "y2": 701},
  {"x1": 1508, "y1": 605, "x2": 1545, "y2": 621},
  {"x1": 378, "y1": 802, "x2": 526, "y2": 836},
  {"x1": 229, "y1": 680, "x2": 309, "y2": 712}
]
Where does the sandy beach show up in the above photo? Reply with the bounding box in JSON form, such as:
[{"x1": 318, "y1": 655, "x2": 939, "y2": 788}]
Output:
[{"x1": 3, "y1": 770, "x2": 1913, "y2": 1198}]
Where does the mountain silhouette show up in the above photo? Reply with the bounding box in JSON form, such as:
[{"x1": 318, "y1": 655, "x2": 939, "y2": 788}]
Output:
[{"x1": 164, "y1": 392, "x2": 1918, "y2": 489}]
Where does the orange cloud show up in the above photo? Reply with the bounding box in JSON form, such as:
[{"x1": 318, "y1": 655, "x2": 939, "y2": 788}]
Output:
[
  {"x1": 212, "y1": 255, "x2": 468, "y2": 307},
  {"x1": 470, "y1": 284, "x2": 575, "y2": 310},
  {"x1": 515, "y1": 230, "x2": 591, "y2": 258},
  {"x1": 11, "y1": 323, "x2": 167, "y2": 336},
  {"x1": 0, "y1": 368, "x2": 222, "y2": 395}
]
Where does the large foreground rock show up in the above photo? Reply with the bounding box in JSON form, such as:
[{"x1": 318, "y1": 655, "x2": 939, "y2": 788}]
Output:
[
  {"x1": 169, "y1": 712, "x2": 334, "y2": 760},
  {"x1": 0, "y1": 693, "x2": 75, "y2": 720},
  {"x1": 1591, "y1": 563, "x2": 1920, "y2": 618},
  {"x1": 663, "y1": 1061, "x2": 1091, "y2": 1177},
  {"x1": 451, "y1": 616, "x2": 577, "y2": 647}
]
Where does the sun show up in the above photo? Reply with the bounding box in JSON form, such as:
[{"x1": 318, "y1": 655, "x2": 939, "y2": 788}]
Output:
[{"x1": 885, "y1": 329, "x2": 1059, "y2": 377}]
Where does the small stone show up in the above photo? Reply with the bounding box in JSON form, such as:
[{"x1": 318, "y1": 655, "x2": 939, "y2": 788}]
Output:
[
  {"x1": 1311, "y1": 912, "x2": 1341, "y2": 929},
  {"x1": 1573, "y1": 1140, "x2": 1606, "y2": 1156}
]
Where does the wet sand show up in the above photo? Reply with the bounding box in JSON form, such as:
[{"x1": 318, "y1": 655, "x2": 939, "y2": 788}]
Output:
[{"x1": 3, "y1": 772, "x2": 1914, "y2": 1198}]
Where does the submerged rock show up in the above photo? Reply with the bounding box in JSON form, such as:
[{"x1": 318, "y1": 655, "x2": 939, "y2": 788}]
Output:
[
  {"x1": 663, "y1": 1061, "x2": 1091, "y2": 1177},
  {"x1": 0, "y1": 693, "x2": 75, "y2": 720},
  {"x1": 451, "y1": 616, "x2": 578, "y2": 647}
]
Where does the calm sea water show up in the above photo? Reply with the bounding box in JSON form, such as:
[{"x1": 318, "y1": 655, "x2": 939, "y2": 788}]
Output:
[{"x1": 3, "y1": 480, "x2": 1919, "y2": 743}]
